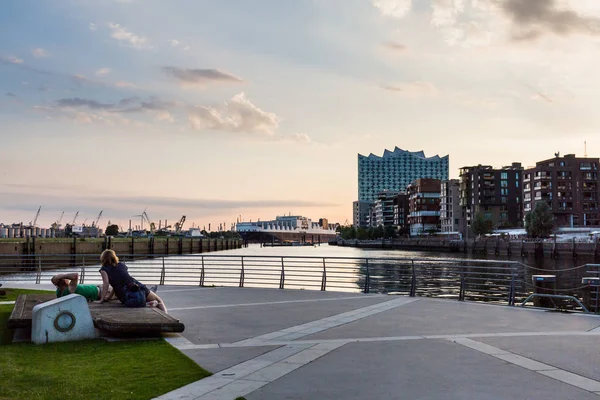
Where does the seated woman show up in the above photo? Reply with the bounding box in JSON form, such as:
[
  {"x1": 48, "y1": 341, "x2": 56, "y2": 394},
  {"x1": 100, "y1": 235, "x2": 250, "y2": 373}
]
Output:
[
  {"x1": 98, "y1": 249, "x2": 168, "y2": 313},
  {"x1": 51, "y1": 272, "x2": 109, "y2": 302}
]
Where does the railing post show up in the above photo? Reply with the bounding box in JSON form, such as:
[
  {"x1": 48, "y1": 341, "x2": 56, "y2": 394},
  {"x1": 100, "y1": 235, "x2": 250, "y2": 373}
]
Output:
[
  {"x1": 459, "y1": 265, "x2": 465, "y2": 301},
  {"x1": 81, "y1": 256, "x2": 86, "y2": 284},
  {"x1": 321, "y1": 258, "x2": 327, "y2": 291},
  {"x1": 35, "y1": 256, "x2": 41, "y2": 284},
  {"x1": 279, "y1": 257, "x2": 285, "y2": 289},
  {"x1": 508, "y1": 264, "x2": 516, "y2": 306},
  {"x1": 239, "y1": 256, "x2": 245, "y2": 288},
  {"x1": 364, "y1": 259, "x2": 370, "y2": 294},
  {"x1": 160, "y1": 257, "x2": 166, "y2": 285},
  {"x1": 199, "y1": 256, "x2": 205, "y2": 286},
  {"x1": 410, "y1": 260, "x2": 416, "y2": 297}
]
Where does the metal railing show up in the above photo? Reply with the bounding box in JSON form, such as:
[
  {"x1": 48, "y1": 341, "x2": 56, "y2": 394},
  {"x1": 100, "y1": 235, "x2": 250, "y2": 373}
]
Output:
[{"x1": 0, "y1": 254, "x2": 526, "y2": 305}]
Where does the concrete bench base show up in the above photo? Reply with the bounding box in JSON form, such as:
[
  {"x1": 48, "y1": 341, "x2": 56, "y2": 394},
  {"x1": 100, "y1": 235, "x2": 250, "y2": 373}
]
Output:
[{"x1": 8, "y1": 294, "x2": 184, "y2": 337}]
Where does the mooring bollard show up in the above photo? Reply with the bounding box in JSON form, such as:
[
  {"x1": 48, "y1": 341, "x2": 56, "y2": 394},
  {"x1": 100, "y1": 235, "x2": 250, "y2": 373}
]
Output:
[
  {"x1": 531, "y1": 275, "x2": 556, "y2": 308},
  {"x1": 581, "y1": 277, "x2": 600, "y2": 313}
]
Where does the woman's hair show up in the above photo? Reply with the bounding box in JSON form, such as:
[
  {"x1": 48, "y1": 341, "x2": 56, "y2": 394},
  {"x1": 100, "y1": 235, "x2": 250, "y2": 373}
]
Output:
[{"x1": 100, "y1": 249, "x2": 119, "y2": 266}]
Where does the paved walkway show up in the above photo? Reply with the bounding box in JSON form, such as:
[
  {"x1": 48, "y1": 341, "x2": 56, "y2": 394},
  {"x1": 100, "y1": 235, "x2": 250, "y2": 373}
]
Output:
[{"x1": 148, "y1": 286, "x2": 600, "y2": 400}]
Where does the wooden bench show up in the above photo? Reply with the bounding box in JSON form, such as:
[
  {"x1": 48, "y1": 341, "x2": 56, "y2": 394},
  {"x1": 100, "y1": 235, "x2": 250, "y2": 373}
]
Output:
[{"x1": 7, "y1": 294, "x2": 184, "y2": 335}]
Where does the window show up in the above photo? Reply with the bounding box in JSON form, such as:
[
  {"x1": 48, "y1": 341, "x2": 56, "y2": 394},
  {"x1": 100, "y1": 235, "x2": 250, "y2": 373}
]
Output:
[
  {"x1": 501, "y1": 172, "x2": 508, "y2": 179},
  {"x1": 501, "y1": 196, "x2": 507, "y2": 203},
  {"x1": 501, "y1": 188, "x2": 508, "y2": 195},
  {"x1": 484, "y1": 212, "x2": 492, "y2": 220},
  {"x1": 501, "y1": 180, "x2": 508, "y2": 187}
]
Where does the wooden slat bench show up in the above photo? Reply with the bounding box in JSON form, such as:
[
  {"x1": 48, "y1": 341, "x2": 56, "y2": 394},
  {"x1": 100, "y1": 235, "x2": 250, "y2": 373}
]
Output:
[{"x1": 7, "y1": 294, "x2": 184, "y2": 335}]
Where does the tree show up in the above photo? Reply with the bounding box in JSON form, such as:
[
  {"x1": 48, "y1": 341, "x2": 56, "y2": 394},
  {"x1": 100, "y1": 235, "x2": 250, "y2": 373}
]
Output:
[
  {"x1": 525, "y1": 202, "x2": 555, "y2": 238},
  {"x1": 356, "y1": 227, "x2": 369, "y2": 240},
  {"x1": 471, "y1": 212, "x2": 493, "y2": 237},
  {"x1": 105, "y1": 224, "x2": 119, "y2": 236},
  {"x1": 384, "y1": 225, "x2": 397, "y2": 239}
]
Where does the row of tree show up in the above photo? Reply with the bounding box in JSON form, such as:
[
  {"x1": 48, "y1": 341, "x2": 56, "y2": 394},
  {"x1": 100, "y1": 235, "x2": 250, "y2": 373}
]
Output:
[{"x1": 338, "y1": 202, "x2": 556, "y2": 240}]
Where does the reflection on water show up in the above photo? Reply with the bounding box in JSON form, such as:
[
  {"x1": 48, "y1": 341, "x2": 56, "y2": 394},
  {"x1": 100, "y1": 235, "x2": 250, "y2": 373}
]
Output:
[{"x1": 3, "y1": 244, "x2": 598, "y2": 306}]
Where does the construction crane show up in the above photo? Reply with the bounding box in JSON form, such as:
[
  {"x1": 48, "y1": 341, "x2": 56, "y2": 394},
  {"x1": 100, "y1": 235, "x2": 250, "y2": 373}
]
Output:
[
  {"x1": 93, "y1": 210, "x2": 103, "y2": 228},
  {"x1": 32, "y1": 206, "x2": 41, "y2": 228},
  {"x1": 174, "y1": 215, "x2": 186, "y2": 234},
  {"x1": 72, "y1": 211, "x2": 79, "y2": 225},
  {"x1": 142, "y1": 211, "x2": 155, "y2": 233},
  {"x1": 57, "y1": 211, "x2": 64, "y2": 227}
]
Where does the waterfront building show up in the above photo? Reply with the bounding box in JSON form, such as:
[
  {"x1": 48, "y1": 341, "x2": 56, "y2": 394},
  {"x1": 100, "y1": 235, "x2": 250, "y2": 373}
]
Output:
[
  {"x1": 353, "y1": 201, "x2": 373, "y2": 228},
  {"x1": 459, "y1": 163, "x2": 523, "y2": 235},
  {"x1": 408, "y1": 179, "x2": 441, "y2": 236},
  {"x1": 523, "y1": 154, "x2": 600, "y2": 227},
  {"x1": 374, "y1": 191, "x2": 398, "y2": 227},
  {"x1": 440, "y1": 179, "x2": 462, "y2": 233},
  {"x1": 393, "y1": 193, "x2": 410, "y2": 232},
  {"x1": 235, "y1": 215, "x2": 338, "y2": 235},
  {"x1": 357, "y1": 147, "x2": 449, "y2": 203}
]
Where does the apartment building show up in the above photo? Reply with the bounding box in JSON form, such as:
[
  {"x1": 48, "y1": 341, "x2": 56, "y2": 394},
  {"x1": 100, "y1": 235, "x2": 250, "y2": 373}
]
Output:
[
  {"x1": 459, "y1": 163, "x2": 523, "y2": 234},
  {"x1": 523, "y1": 154, "x2": 600, "y2": 227},
  {"x1": 408, "y1": 178, "x2": 441, "y2": 236}
]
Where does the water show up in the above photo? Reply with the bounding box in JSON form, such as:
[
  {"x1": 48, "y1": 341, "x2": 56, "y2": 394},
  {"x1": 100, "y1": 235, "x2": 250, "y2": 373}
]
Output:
[{"x1": 4, "y1": 244, "x2": 598, "y2": 306}]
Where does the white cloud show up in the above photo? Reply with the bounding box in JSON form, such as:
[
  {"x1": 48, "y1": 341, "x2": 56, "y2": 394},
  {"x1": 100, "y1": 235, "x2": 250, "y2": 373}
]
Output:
[
  {"x1": 3, "y1": 55, "x2": 24, "y2": 64},
  {"x1": 155, "y1": 110, "x2": 174, "y2": 122},
  {"x1": 188, "y1": 92, "x2": 280, "y2": 136},
  {"x1": 381, "y1": 81, "x2": 439, "y2": 97},
  {"x1": 96, "y1": 68, "x2": 111, "y2": 76},
  {"x1": 89, "y1": 23, "x2": 98, "y2": 31},
  {"x1": 162, "y1": 67, "x2": 243, "y2": 88},
  {"x1": 371, "y1": 0, "x2": 412, "y2": 18},
  {"x1": 288, "y1": 133, "x2": 311, "y2": 143},
  {"x1": 115, "y1": 81, "x2": 136, "y2": 88},
  {"x1": 31, "y1": 48, "x2": 48, "y2": 58},
  {"x1": 169, "y1": 39, "x2": 180, "y2": 47},
  {"x1": 107, "y1": 23, "x2": 149, "y2": 49},
  {"x1": 183, "y1": 46, "x2": 191, "y2": 51}
]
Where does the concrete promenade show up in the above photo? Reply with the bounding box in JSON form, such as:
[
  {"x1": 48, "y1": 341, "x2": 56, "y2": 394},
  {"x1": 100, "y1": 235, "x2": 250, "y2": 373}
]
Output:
[
  {"x1": 7, "y1": 283, "x2": 600, "y2": 399},
  {"x1": 148, "y1": 286, "x2": 600, "y2": 400}
]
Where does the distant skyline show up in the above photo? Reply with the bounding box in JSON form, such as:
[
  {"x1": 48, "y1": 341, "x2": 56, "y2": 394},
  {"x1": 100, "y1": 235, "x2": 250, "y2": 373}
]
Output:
[{"x1": 2, "y1": 0, "x2": 600, "y2": 229}]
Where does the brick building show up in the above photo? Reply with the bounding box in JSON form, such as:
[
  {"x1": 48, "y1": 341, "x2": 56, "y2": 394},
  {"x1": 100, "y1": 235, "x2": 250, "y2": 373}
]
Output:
[
  {"x1": 523, "y1": 154, "x2": 600, "y2": 227},
  {"x1": 408, "y1": 178, "x2": 441, "y2": 236}
]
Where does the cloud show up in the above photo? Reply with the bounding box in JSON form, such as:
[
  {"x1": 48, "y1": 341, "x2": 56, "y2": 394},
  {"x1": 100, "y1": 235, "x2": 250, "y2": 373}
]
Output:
[
  {"x1": 115, "y1": 81, "x2": 136, "y2": 88},
  {"x1": 31, "y1": 48, "x2": 48, "y2": 58},
  {"x1": 54, "y1": 96, "x2": 177, "y2": 114},
  {"x1": 288, "y1": 133, "x2": 311, "y2": 143},
  {"x1": 96, "y1": 68, "x2": 111, "y2": 76},
  {"x1": 371, "y1": 0, "x2": 412, "y2": 18},
  {"x1": 0, "y1": 55, "x2": 23, "y2": 64},
  {"x1": 382, "y1": 41, "x2": 408, "y2": 52},
  {"x1": 182, "y1": 46, "x2": 191, "y2": 51},
  {"x1": 499, "y1": 0, "x2": 600, "y2": 40},
  {"x1": 188, "y1": 92, "x2": 279, "y2": 136},
  {"x1": 107, "y1": 23, "x2": 149, "y2": 49},
  {"x1": 6, "y1": 92, "x2": 16, "y2": 97},
  {"x1": 381, "y1": 81, "x2": 439, "y2": 96},
  {"x1": 162, "y1": 66, "x2": 243, "y2": 87},
  {"x1": 89, "y1": 23, "x2": 98, "y2": 31},
  {"x1": 168, "y1": 39, "x2": 180, "y2": 47}
]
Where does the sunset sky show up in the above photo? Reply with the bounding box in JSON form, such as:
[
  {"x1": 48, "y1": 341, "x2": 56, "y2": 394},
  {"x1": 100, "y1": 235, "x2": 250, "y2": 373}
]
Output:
[{"x1": 2, "y1": 0, "x2": 600, "y2": 230}]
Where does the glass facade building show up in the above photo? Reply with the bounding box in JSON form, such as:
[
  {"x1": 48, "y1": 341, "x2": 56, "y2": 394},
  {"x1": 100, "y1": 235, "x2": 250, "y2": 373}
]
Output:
[{"x1": 358, "y1": 147, "x2": 449, "y2": 202}]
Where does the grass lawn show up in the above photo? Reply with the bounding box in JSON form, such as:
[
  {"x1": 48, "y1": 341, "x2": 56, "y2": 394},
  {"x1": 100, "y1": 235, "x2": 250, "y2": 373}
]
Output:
[
  {"x1": 0, "y1": 339, "x2": 210, "y2": 400},
  {"x1": 0, "y1": 288, "x2": 54, "y2": 302},
  {"x1": 0, "y1": 288, "x2": 210, "y2": 399}
]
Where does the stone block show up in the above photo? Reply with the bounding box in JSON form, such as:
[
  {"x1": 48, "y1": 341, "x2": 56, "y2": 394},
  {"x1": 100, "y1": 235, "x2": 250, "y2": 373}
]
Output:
[{"x1": 31, "y1": 294, "x2": 100, "y2": 344}]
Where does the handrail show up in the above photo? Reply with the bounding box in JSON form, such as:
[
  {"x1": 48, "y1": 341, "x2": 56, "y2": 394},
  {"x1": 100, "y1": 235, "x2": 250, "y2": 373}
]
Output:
[{"x1": 4, "y1": 253, "x2": 596, "y2": 311}]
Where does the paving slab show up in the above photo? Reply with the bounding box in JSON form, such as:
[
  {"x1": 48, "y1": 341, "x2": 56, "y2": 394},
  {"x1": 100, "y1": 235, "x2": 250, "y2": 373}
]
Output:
[
  {"x1": 478, "y1": 335, "x2": 600, "y2": 381},
  {"x1": 159, "y1": 286, "x2": 382, "y2": 309},
  {"x1": 182, "y1": 346, "x2": 280, "y2": 374},
  {"x1": 304, "y1": 299, "x2": 600, "y2": 341},
  {"x1": 246, "y1": 340, "x2": 599, "y2": 400},
  {"x1": 171, "y1": 296, "x2": 391, "y2": 345}
]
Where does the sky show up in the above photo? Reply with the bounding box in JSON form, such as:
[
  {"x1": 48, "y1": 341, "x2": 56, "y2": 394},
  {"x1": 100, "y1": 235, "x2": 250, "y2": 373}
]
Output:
[{"x1": 2, "y1": 0, "x2": 600, "y2": 231}]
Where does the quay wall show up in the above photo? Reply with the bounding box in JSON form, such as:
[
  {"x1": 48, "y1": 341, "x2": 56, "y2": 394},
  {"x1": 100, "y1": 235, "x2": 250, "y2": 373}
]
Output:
[
  {"x1": 333, "y1": 238, "x2": 600, "y2": 260},
  {"x1": 0, "y1": 237, "x2": 242, "y2": 272},
  {"x1": 240, "y1": 231, "x2": 336, "y2": 244}
]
